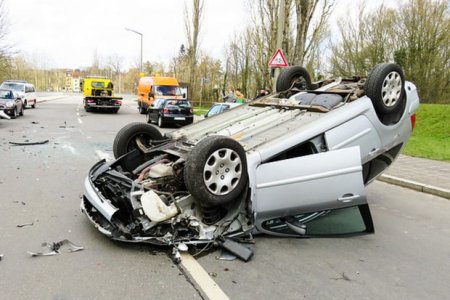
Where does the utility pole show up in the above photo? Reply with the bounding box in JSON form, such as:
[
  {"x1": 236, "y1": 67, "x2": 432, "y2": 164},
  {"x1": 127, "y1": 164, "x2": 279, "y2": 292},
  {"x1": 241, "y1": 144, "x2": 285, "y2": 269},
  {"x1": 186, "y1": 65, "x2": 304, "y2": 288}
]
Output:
[
  {"x1": 272, "y1": 0, "x2": 286, "y2": 92},
  {"x1": 125, "y1": 28, "x2": 143, "y2": 74}
]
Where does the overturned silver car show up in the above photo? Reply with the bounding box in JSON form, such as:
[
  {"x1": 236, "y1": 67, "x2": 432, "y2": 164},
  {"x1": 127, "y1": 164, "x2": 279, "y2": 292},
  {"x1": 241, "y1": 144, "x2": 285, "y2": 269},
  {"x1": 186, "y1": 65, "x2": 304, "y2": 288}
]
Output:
[{"x1": 81, "y1": 64, "x2": 419, "y2": 259}]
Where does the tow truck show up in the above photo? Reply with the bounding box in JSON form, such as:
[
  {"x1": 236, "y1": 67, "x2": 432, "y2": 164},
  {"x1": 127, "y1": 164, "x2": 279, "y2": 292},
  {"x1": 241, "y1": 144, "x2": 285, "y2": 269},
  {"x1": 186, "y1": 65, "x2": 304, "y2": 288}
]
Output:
[{"x1": 82, "y1": 77, "x2": 122, "y2": 113}]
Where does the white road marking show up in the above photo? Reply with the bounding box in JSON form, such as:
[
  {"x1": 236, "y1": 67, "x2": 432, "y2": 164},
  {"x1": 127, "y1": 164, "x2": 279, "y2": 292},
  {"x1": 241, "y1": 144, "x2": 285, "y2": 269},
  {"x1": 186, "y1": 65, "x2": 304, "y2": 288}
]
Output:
[
  {"x1": 95, "y1": 150, "x2": 112, "y2": 161},
  {"x1": 180, "y1": 253, "x2": 229, "y2": 300}
]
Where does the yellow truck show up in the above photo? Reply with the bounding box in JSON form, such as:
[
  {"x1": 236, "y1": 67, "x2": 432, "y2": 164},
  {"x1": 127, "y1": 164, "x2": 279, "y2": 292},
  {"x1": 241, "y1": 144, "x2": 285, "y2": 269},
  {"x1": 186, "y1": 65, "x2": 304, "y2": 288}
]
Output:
[
  {"x1": 82, "y1": 77, "x2": 122, "y2": 113},
  {"x1": 137, "y1": 76, "x2": 186, "y2": 114}
]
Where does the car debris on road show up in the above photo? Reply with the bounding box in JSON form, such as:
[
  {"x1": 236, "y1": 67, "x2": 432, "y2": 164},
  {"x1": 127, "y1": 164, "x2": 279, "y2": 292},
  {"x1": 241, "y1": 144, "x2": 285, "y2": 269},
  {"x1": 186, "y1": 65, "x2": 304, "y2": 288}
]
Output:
[
  {"x1": 28, "y1": 239, "x2": 84, "y2": 257},
  {"x1": 9, "y1": 140, "x2": 49, "y2": 146}
]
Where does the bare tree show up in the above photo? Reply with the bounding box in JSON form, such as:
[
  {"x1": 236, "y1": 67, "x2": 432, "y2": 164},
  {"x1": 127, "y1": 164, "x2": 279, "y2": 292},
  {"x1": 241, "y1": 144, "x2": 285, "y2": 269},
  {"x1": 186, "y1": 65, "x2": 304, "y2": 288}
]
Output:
[
  {"x1": 106, "y1": 54, "x2": 124, "y2": 93},
  {"x1": 330, "y1": 4, "x2": 396, "y2": 76},
  {"x1": 184, "y1": 0, "x2": 204, "y2": 101},
  {"x1": 0, "y1": 0, "x2": 14, "y2": 81},
  {"x1": 291, "y1": 0, "x2": 334, "y2": 66}
]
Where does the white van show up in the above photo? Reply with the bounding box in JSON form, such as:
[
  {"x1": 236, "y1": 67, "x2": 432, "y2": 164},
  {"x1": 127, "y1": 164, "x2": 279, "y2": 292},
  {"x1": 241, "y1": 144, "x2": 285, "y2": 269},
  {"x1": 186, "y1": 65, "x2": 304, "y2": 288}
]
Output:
[{"x1": 0, "y1": 80, "x2": 37, "y2": 108}]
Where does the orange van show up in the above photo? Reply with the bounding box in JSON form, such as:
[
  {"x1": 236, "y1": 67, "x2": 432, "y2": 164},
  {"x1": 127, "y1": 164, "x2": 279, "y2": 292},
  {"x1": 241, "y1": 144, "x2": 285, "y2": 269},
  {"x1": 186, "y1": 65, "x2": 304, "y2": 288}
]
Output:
[{"x1": 137, "y1": 76, "x2": 185, "y2": 114}]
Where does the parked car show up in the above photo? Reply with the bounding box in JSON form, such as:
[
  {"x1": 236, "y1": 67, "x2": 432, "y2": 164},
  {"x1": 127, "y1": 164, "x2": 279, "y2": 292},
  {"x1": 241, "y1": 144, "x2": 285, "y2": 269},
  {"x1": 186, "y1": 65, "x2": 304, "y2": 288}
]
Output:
[
  {"x1": 0, "y1": 80, "x2": 37, "y2": 108},
  {"x1": 146, "y1": 98, "x2": 194, "y2": 127},
  {"x1": 205, "y1": 102, "x2": 242, "y2": 118},
  {"x1": 0, "y1": 89, "x2": 24, "y2": 119},
  {"x1": 81, "y1": 64, "x2": 419, "y2": 260}
]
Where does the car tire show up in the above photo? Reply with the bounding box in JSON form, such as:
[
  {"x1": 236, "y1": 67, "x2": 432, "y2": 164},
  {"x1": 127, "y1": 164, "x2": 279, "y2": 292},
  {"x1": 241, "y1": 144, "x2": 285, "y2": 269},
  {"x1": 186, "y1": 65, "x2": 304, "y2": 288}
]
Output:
[
  {"x1": 31, "y1": 102, "x2": 36, "y2": 109},
  {"x1": 11, "y1": 107, "x2": 17, "y2": 119},
  {"x1": 276, "y1": 66, "x2": 312, "y2": 92},
  {"x1": 19, "y1": 105, "x2": 24, "y2": 116},
  {"x1": 158, "y1": 116, "x2": 165, "y2": 128},
  {"x1": 24, "y1": 101, "x2": 27, "y2": 109},
  {"x1": 365, "y1": 63, "x2": 406, "y2": 125},
  {"x1": 146, "y1": 112, "x2": 152, "y2": 124},
  {"x1": 184, "y1": 135, "x2": 248, "y2": 207},
  {"x1": 113, "y1": 122, "x2": 164, "y2": 158},
  {"x1": 138, "y1": 103, "x2": 147, "y2": 114}
]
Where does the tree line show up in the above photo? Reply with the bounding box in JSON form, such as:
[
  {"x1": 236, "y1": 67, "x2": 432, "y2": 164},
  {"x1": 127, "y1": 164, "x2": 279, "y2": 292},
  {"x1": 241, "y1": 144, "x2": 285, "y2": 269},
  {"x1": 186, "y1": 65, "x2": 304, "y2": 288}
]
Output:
[{"x1": 0, "y1": 0, "x2": 448, "y2": 104}]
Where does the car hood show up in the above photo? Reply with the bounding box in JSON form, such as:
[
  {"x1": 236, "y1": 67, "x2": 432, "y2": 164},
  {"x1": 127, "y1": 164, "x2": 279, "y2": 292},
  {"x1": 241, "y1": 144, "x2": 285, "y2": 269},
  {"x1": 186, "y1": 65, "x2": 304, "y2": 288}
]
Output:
[{"x1": 0, "y1": 99, "x2": 13, "y2": 105}]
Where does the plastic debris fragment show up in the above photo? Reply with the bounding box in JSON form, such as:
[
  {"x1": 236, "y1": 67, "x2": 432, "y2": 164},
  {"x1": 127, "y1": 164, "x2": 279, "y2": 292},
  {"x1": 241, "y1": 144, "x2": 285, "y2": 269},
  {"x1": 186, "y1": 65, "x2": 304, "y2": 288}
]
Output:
[{"x1": 28, "y1": 239, "x2": 84, "y2": 257}]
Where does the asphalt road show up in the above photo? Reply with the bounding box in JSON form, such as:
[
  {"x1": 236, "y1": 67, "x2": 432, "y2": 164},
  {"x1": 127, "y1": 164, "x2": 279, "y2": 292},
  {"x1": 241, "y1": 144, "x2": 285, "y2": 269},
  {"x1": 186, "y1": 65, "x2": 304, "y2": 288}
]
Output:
[{"x1": 1, "y1": 94, "x2": 449, "y2": 300}]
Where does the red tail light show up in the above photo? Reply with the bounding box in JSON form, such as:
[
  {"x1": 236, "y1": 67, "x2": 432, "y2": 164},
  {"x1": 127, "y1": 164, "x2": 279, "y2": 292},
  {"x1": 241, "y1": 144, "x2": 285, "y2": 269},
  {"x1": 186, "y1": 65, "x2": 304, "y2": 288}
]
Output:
[
  {"x1": 410, "y1": 113, "x2": 416, "y2": 130},
  {"x1": 115, "y1": 100, "x2": 122, "y2": 105},
  {"x1": 163, "y1": 107, "x2": 169, "y2": 114},
  {"x1": 87, "y1": 99, "x2": 95, "y2": 103}
]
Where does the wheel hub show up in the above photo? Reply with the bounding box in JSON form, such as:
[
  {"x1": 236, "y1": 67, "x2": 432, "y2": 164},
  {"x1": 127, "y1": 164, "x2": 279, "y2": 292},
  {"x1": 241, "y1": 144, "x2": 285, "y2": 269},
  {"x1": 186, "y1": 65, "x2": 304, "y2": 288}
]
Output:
[
  {"x1": 203, "y1": 148, "x2": 242, "y2": 196},
  {"x1": 381, "y1": 71, "x2": 402, "y2": 107}
]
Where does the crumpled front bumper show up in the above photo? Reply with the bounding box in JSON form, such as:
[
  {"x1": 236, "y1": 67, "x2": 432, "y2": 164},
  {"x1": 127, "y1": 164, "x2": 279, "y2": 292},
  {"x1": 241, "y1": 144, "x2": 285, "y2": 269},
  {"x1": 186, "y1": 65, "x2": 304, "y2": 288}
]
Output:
[{"x1": 83, "y1": 175, "x2": 118, "y2": 222}]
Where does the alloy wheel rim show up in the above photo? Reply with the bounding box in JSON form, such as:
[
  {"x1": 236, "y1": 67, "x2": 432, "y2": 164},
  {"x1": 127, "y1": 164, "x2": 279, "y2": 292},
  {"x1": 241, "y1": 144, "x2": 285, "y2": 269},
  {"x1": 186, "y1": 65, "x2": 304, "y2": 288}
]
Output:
[
  {"x1": 381, "y1": 71, "x2": 402, "y2": 107},
  {"x1": 203, "y1": 148, "x2": 242, "y2": 195}
]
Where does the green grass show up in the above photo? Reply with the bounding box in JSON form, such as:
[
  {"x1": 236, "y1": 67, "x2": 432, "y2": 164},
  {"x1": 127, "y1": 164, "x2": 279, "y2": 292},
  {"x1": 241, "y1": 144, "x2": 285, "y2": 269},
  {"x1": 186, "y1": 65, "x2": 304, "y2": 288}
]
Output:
[
  {"x1": 193, "y1": 106, "x2": 209, "y2": 116},
  {"x1": 403, "y1": 104, "x2": 450, "y2": 161}
]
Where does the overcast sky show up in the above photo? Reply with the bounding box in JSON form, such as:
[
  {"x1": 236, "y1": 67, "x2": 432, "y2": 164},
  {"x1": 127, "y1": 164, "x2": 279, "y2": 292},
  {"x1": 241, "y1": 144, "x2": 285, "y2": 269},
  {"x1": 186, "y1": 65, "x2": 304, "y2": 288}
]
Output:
[{"x1": 4, "y1": 0, "x2": 398, "y2": 70}]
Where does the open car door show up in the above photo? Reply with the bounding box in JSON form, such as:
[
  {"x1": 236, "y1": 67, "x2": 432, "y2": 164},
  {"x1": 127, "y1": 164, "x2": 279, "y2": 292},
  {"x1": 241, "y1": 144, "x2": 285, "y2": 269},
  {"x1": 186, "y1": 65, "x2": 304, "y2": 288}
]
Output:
[{"x1": 254, "y1": 146, "x2": 374, "y2": 237}]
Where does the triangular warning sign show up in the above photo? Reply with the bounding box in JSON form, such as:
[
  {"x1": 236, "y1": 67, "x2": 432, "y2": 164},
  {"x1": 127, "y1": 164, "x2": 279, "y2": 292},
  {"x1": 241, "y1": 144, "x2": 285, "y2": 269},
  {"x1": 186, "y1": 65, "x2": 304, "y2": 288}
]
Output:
[{"x1": 268, "y1": 48, "x2": 288, "y2": 67}]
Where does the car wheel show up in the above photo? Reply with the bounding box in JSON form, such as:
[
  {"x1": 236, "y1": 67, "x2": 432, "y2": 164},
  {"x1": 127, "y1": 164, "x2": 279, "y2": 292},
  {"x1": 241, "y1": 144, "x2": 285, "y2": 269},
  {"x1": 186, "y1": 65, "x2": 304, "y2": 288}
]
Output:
[
  {"x1": 24, "y1": 101, "x2": 27, "y2": 109},
  {"x1": 31, "y1": 102, "x2": 36, "y2": 109},
  {"x1": 158, "y1": 116, "x2": 165, "y2": 128},
  {"x1": 19, "y1": 105, "x2": 24, "y2": 116},
  {"x1": 276, "y1": 66, "x2": 312, "y2": 92},
  {"x1": 138, "y1": 103, "x2": 147, "y2": 114},
  {"x1": 113, "y1": 122, "x2": 164, "y2": 158},
  {"x1": 184, "y1": 135, "x2": 248, "y2": 207},
  {"x1": 146, "y1": 112, "x2": 152, "y2": 124},
  {"x1": 11, "y1": 107, "x2": 17, "y2": 119},
  {"x1": 365, "y1": 63, "x2": 406, "y2": 125}
]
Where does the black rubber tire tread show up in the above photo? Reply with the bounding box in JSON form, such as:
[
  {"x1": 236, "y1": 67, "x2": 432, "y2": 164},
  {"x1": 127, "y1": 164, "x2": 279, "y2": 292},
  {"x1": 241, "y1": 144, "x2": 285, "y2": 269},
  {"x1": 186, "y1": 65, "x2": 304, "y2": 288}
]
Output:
[
  {"x1": 365, "y1": 63, "x2": 406, "y2": 123},
  {"x1": 184, "y1": 135, "x2": 248, "y2": 207},
  {"x1": 138, "y1": 102, "x2": 147, "y2": 114},
  {"x1": 276, "y1": 66, "x2": 312, "y2": 92},
  {"x1": 31, "y1": 102, "x2": 36, "y2": 108},
  {"x1": 113, "y1": 122, "x2": 164, "y2": 158},
  {"x1": 19, "y1": 105, "x2": 24, "y2": 116},
  {"x1": 11, "y1": 107, "x2": 17, "y2": 119},
  {"x1": 158, "y1": 116, "x2": 165, "y2": 128}
]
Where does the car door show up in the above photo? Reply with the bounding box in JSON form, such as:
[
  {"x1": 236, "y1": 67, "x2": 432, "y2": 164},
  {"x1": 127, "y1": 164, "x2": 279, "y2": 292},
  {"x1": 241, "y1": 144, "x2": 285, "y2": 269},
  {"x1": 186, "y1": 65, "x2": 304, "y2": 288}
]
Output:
[
  {"x1": 148, "y1": 99, "x2": 162, "y2": 122},
  {"x1": 254, "y1": 146, "x2": 373, "y2": 237}
]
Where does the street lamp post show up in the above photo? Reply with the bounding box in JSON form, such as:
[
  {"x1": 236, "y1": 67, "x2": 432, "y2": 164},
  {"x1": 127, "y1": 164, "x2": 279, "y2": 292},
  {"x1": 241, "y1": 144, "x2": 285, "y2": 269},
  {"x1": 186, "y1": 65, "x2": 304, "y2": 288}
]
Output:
[{"x1": 125, "y1": 28, "x2": 143, "y2": 74}]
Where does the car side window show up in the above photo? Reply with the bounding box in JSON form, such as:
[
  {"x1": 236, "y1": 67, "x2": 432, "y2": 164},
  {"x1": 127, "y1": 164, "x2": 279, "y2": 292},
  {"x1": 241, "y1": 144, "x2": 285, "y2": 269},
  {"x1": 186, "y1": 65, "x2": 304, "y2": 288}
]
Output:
[
  {"x1": 154, "y1": 99, "x2": 165, "y2": 108},
  {"x1": 207, "y1": 104, "x2": 222, "y2": 117}
]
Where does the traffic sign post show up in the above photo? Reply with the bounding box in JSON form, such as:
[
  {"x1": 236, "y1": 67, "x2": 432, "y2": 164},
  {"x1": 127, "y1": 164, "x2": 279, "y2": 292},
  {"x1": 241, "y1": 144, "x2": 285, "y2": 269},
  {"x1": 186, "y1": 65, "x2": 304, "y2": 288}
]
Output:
[
  {"x1": 269, "y1": 48, "x2": 288, "y2": 92},
  {"x1": 268, "y1": 48, "x2": 288, "y2": 68}
]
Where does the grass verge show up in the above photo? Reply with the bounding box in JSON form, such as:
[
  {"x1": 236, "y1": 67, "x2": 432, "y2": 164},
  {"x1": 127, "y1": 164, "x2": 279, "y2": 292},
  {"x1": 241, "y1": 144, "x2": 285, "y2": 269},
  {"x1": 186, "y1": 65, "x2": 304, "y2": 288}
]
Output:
[{"x1": 403, "y1": 104, "x2": 450, "y2": 161}]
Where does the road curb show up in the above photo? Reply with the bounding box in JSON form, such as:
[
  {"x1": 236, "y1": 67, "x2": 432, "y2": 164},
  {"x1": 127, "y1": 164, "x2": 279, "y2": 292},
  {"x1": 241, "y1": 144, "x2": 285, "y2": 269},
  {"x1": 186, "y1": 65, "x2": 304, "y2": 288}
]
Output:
[{"x1": 378, "y1": 174, "x2": 450, "y2": 200}]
